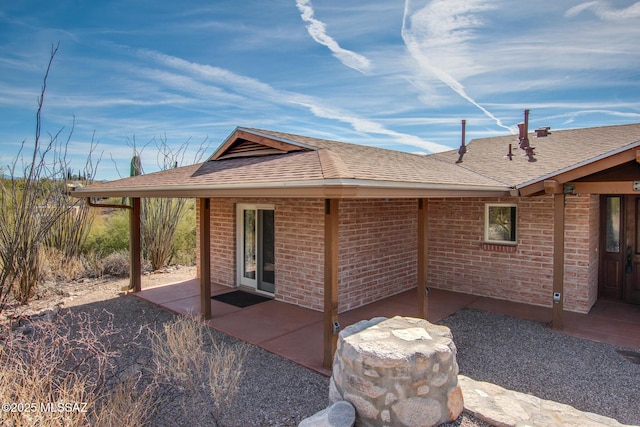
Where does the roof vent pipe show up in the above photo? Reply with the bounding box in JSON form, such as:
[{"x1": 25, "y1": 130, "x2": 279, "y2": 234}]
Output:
[
  {"x1": 456, "y1": 119, "x2": 467, "y2": 163},
  {"x1": 518, "y1": 109, "x2": 530, "y2": 150},
  {"x1": 535, "y1": 126, "x2": 551, "y2": 137},
  {"x1": 505, "y1": 143, "x2": 514, "y2": 160}
]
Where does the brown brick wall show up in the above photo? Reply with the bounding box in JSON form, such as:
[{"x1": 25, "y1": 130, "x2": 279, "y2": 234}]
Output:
[
  {"x1": 273, "y1": 199, "x2": 325, "y2": 310},
  {"x1": 338, "y1": 199, "x2": 418, "y2": 312},
  {"x1": 196, "y1": 198, "x2": 418, "y2": 312},
  {"x1": 427, "y1": 195, "x2": 597, "y2": 313},
  {"x1": 564, "y1": 194, "x2": 599, "y2": 311},
  {"x1": 197, "y1": 198, "x2": 326, "y2": 310},
  {"x1": 195, "y1": 195, "x2": 598, "y2": 314}
]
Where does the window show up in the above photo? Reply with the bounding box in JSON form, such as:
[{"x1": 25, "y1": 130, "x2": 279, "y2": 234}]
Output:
[{"x1": 485, "y1": 204, "x2": 517, "y2": 244}]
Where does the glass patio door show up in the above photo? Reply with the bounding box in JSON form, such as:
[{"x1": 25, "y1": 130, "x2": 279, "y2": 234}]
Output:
[{"x1": 238, "y1": 205, "x2": 275, "y2": 294}]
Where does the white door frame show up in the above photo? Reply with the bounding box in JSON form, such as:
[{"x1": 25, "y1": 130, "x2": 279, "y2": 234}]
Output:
[{"x1": 236, "y1": 203, "x2": 275, "y2": 294}]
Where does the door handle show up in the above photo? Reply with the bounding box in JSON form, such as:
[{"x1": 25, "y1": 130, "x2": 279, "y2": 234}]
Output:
[{"x1": 626, "y1": 246, "x2": 633, "y2": 274}]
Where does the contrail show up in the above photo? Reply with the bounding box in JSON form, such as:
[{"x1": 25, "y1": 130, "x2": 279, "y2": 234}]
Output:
[
  {"x1": 401, "y1": 0, "x2": 513, "y2": 133},
  {"x1": 296, "y1": 0, "x2": 372, "y2": 74}
]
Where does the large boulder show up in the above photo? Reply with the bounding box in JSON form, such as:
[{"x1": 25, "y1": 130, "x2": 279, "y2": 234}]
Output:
[{"x1": 329, "y1": 316, "x2": 463, "y2": 427}]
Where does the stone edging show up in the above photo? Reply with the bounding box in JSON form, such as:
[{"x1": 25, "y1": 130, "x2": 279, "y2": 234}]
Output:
[{"x1": 459, "y1": 375, "x2": 638, "y2": 427}]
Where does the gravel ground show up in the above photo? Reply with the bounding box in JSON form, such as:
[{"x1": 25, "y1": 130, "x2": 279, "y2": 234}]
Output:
[
  {"x1": 4, "y1": 271, "x2": 638, "y2": 426},
  {"x1": 50, "y1": 289, "x2": 487, "y2": 426},
  {"x1": 440, "y1": 309, "x2": 640, "y2": 426}
]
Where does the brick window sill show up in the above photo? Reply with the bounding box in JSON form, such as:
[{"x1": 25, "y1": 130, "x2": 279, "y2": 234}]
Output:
[{"x1": 482, "y1": 242, "x2": 517, "y2": 253}]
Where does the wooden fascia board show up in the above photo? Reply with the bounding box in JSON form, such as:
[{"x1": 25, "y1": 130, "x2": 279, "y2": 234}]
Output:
[
  {"x1": 571, "y1": 181, "x2": 639, "y2": 194},
  {"x1": 519, "y1": 149, "x2": 638, "y2": 197},
  {"x1": 72, "y1": 185, "x2": 510, "y2": 199}
]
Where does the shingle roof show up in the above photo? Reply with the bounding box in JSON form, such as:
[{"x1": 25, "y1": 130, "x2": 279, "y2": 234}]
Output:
[
  {"x1": 72, "y1": 123, "x2": 640, "y2": 199},
  {"x1": 432, "y1": 123, "x2": 640, "y2": 188},
  {"x1": 73, "y1": 127, "x2": 508, "y2": 198},
  {"x1": 245, "y1": 128, "x2": 504, "y2": 186}
]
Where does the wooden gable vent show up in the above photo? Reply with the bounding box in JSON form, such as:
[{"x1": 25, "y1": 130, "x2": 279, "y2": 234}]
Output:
[{"x1": 211, "y1": 129, "x2": 312, "y2": 161}]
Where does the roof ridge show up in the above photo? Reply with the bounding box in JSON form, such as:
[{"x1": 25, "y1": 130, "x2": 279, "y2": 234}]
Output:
[
  {"x1": 317, "y1": 148, "x2": 354, "y2": 179},
  {"x1": 428, "y1": 152, "x2": 513, "y2": 187}
]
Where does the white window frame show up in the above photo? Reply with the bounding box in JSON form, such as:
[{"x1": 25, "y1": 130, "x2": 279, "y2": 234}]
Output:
[{"x1": 485, "y1": 203, "x2": 517, "y2": 245}]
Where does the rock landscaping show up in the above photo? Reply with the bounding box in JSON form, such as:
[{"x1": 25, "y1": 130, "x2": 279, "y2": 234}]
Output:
[{"x1": 328, "y1": 316, "x2": 463, "y2": 427}]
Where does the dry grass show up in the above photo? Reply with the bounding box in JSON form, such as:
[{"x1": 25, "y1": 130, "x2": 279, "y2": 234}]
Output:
[
  {"x1": 91, "y1": 375, "x2": 156, "y2": 427},
  {"x1": 0, "y1": 309, "x2": 248, "y2": 427},
  {"x1": 150, "y1": 315, "x2": 248, "y2": 427},
  {"x1": 0, "y1": 311, "x2": 118, "y2": 427},
  {"x1": 40, "y1": 247, "x2": 87, "y2": 283}
]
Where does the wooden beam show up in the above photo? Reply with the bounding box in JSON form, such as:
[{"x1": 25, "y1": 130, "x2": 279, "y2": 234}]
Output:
[
  {"x1": 129, "y1": 197, "x2": 142, "y2": 292},
  {"x1": 544, "y1": 180, "x2": 562, "y2": 195},
  {"x1": 552, "y1": 193, "x2": 565, "y2": 330},
  {"x1": 417, "y1": 199, "x2": 429, "y2": 319},
  {"x1": 636, "y1": 150, "x2": 640, "y2": 164},
  {"x1": 199, "y1": 198, "x2": 212, "y2": 320},
  {"x1": 572, "y1": 181, "x2": 638, "y2": 195},
  {"x1": 323, "y1": 198, "x2": 339, "y2": 369}
]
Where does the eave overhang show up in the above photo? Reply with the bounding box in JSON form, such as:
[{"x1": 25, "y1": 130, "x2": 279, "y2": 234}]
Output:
[
  {"x1": 516, "y1": 142, "x2": 640, "y2": 196},
  {"x1": 70, "y1": 178, "x2": 511, "y2": 199}
]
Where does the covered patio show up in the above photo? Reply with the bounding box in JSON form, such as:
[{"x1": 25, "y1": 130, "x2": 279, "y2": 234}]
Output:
[
  {"x1": 71, "y1": 124, "x2": 640, "y2": 372},
  {"x1": 135, "y1": 278, "x2": 640, "y2": 376}
]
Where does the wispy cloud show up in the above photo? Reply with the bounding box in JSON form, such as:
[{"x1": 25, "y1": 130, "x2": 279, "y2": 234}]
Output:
[
  {"x1": 141, "y1": 49, "x2": 450, "y2": 152},
  {"x1": 295, "y1": 0, "x2": 372, "y2": 74},
  {"x1": 543, "y1": 109, "x2": 640, "y2": 125},
  {"x1": 566, "y1": 1, "x2": 640, "y2": 20},
  {"x1": 401, "y1": 0, "x2": 513, "y2": 133}
]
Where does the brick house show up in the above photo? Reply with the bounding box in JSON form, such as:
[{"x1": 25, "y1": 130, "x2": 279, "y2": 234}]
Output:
[{"x1": 73, "y1": 122, "x2": 640, "y2": 366}]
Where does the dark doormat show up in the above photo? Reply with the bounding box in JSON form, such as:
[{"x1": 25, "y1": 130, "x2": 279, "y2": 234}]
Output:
[{"x1": 211, "y1": 290, "x2": 271, "y2": 308}]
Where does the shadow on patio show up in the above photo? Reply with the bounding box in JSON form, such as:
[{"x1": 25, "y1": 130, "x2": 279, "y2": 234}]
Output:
[{"x1": 136, "y1": 279, "x2": 640, "y2": 376}]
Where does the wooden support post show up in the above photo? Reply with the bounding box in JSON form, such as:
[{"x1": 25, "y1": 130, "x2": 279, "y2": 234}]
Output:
[
  {"x1": 552, "y1": 193, "x2": 565, "y2": 330},
  {"x1": 129, "y1": 197, "x2": 142, "y2": 292},
  {"x1": 417, "y1": 198, "x2": 429, "y2": 319},
  {"x1": 199, "y1": 198, "x2": 212, "y2": 320},
  {"x1": 323, "y1": 199, "x2": 339, "y2": 369}
]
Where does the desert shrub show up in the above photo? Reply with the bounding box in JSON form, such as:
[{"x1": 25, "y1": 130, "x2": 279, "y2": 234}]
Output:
[
  {"x1": 91, "y1": 375, "x2": 156, "y2": 427},
  {"x1": 0, "y1": 309, "x2": 157, "y2": 427},
  {"x1": 83, "y1": 199, "x2": 196, "y2": 270},
  {"x1": 101, "y1": 251, "x2": 130, "y2": 278},
  {"x1": 83, "y1": 210, "x2": 129, "y2": 256},
  {"x1": 141, "y1": 198, "x2": 187, "y2": 270},
  {"x1": 170, "y1": 199, "x2": 196, "y2": 266},
  {"x1": 82, "y1": 251, "x2": 106, "y2": 279},
  {"x1": 150, "y1": 316, "x2": 248, "y2": 426},
  {"x1": 40, "y1": 247, "x2": 87, "y2": 283},
  {"x1": 0, "y1": 45, "x2": 98, "y2": 309},
  {"x1": 46, "y1": 200, "x2": 94, "y2": 260},
  {"x1": 0, "y1": 310, "x2": 120, "y2": 427}
]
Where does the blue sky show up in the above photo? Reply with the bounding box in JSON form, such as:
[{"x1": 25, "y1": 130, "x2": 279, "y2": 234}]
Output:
[{"x1": 1, "y1": 0, "x2": 639, "y2": 180}]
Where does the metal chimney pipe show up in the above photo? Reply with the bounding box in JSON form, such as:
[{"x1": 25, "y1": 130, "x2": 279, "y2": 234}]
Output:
[
  {"x1": 519, "y1": 109, "x2": 531, "y2": 150},
  {"x1": 461, "y1": 119, "x2": 466, "y2": 147},
  {"x1": 456, "y1": 119, "x2": 467, "y2": 163}
]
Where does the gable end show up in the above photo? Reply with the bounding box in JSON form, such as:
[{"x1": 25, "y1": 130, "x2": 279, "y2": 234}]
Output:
[{"x1": 211, "y1": 128, "x2": 315, "y2": 161}]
